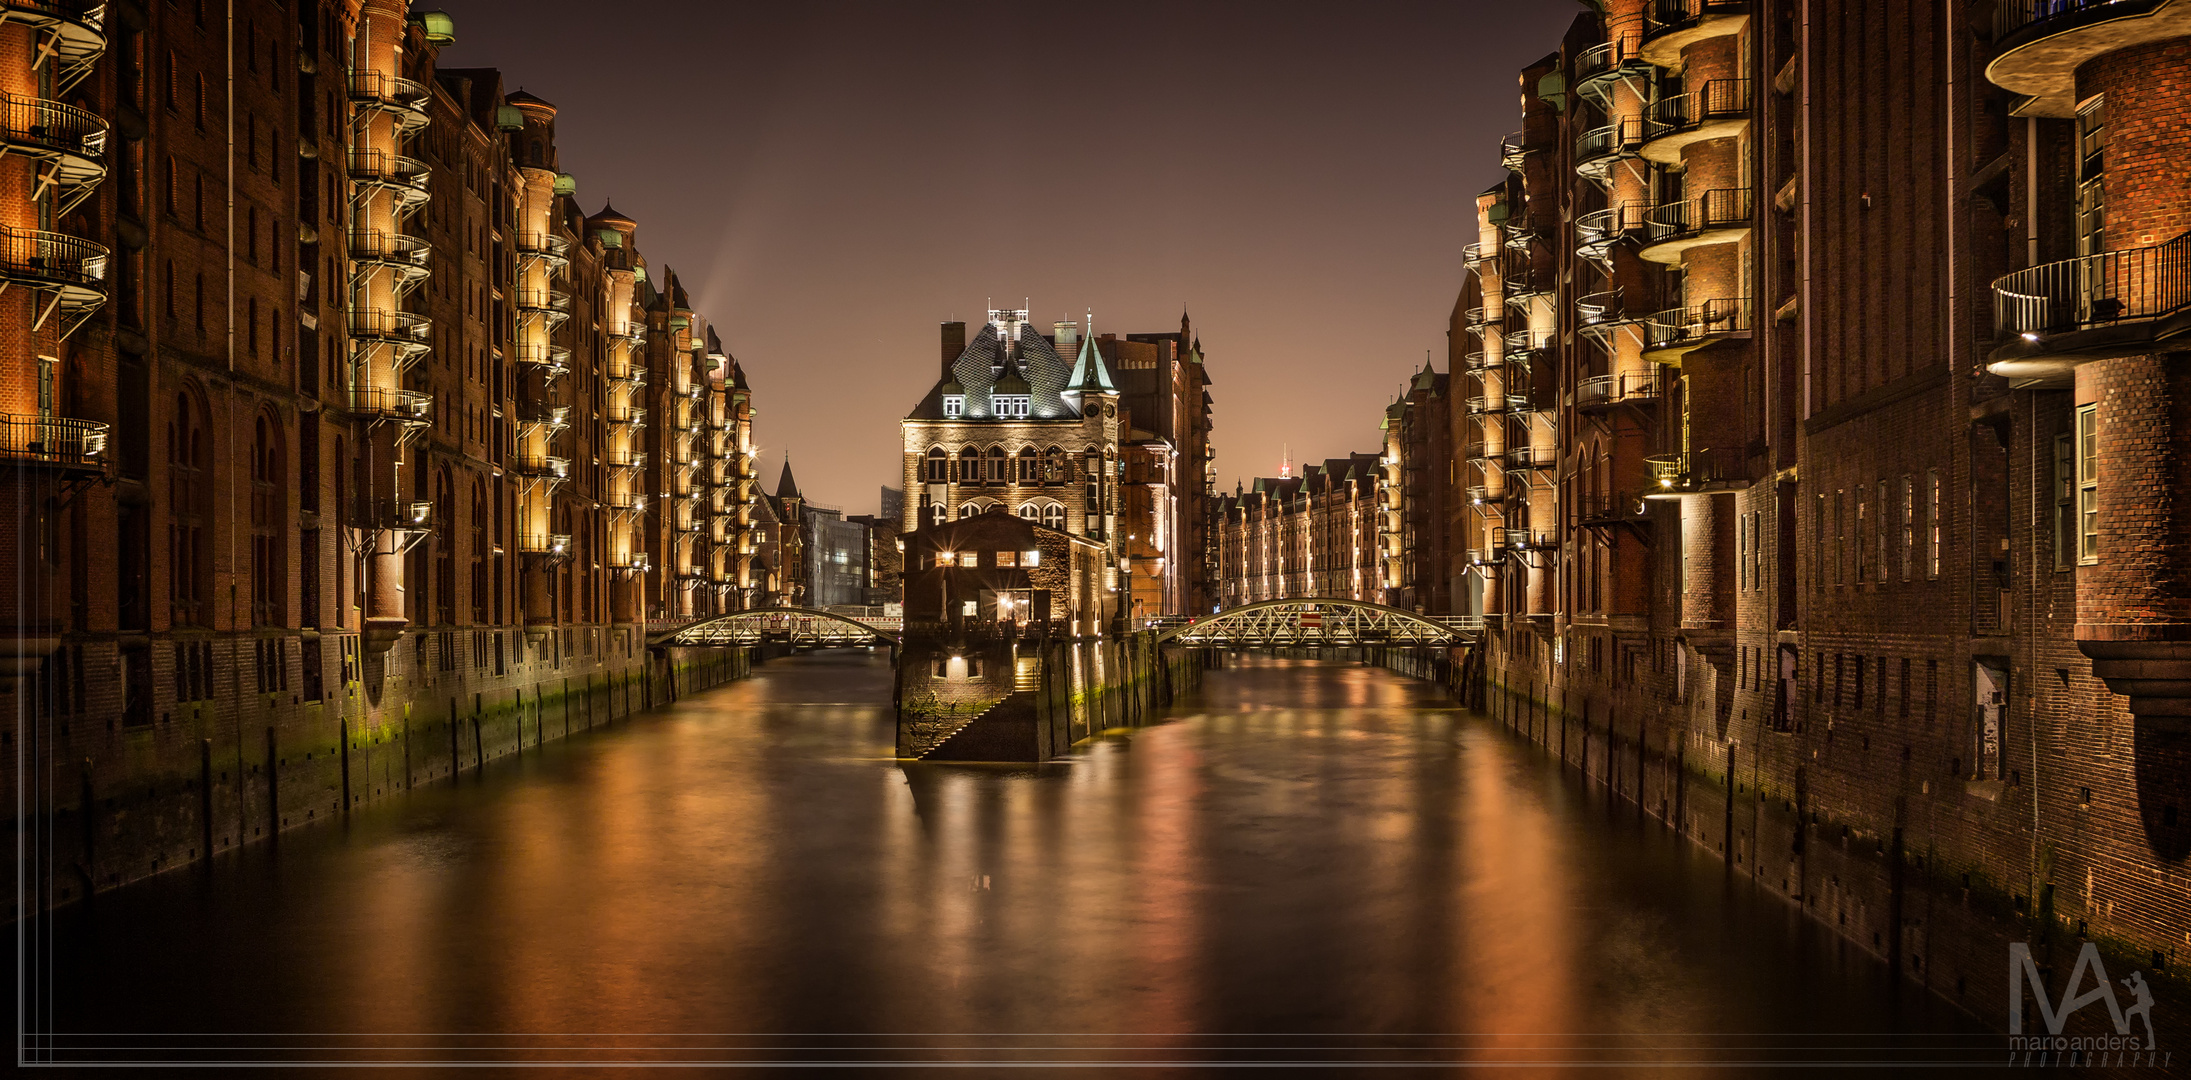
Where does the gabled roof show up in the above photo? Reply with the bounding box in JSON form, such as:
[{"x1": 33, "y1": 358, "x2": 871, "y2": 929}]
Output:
[{"x1": 775, "y1": 460, "x2": 802, "y2": 500}]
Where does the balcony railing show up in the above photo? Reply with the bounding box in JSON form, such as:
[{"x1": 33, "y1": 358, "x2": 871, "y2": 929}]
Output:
[
  {"x1": 348, "y1": 308, "x2": 430, "y2": 341},
  {"x1": 1575, "y1": 116, "x2": 1646, "y2": 175},
  {"x1": 1645, "y1": 448, "x2": 1751, "y2": 492},
  {"x1": 1992, "y1": 231, "x2": 2191, "y2": 338},
  {"x1": 1465, "y1": 393, "x2": 1530, "y2": 415},
  {"x1": 348, "y1": 229, "x2": 430, "y2": 264},
  {"x1": 349, "y1": 385, "x2": 431, "y2": 422},
  {"x1": 0, "y1": 414, "x2": 105, "y2": 468},
  {"x1": 1575, "y1": 371, "x2": 1666, "y2": 409},
  {"x1": 1577, "y1": 203, "x2": 1649, "y2": 262},
  {"x1": 1995, "y1": 0, "x2": 2159, "y2": 46},
  {"x1": 514, "y1": 286, "x2": 573, "y2": 313},
  {"x1": 347, "y1": 71, "x2": 429, "y2": 103},
  {"x1": 1644, "y1": 79, "x2": 1751, "y2": 139},
  {"x1": 1577, "y1": 288, "x2": 1629, "y2": 328},
  {"x1": 0, "y1": 93, "x2": 106, "y2": 161},
  {"x1": 1647, "y1": 0, "x2": 1750, "y2": 39},
  {"x1": 1506, "y1": 443, "x2": 1555, "y2": 468},
  {"x1": 346, "y1": 148, "x2": 429, "y2": 190},
  {"x1": 1574, "y1": 30, "x2": 1647, "y2": 90},
  {"x1": 518, "y1": 533, "x2": 572, "y2": 556},
  {"x1": 510, "y1": 454, "x2": 571, "y2": 480},
  {"x1": 1577, "y1": 490, "x2": 1649, "y2": 526},
  {"x1": 514, "y1": 230, "x2": 572, "y2": 258},
  {"x1": 1647, "y1": 297, "x2": 1752, "y2": 353},
  {"x1": 0, "y1": 226, "x2": 105, "y2": 290},
  {"x1": 1643, "y1": 188, "x2": 1753, "y2": 246},
  {"x1": 1500, "y1": 130, "x2": 1529, "y2": 172}
]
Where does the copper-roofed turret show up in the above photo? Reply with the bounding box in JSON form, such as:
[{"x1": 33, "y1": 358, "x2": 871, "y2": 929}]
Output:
[{"x1": 589, "y1": 201, "x2": 636, "y2": 228}]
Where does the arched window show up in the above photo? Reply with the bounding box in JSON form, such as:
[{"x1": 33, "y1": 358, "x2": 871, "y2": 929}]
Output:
[
  {"x1": 434, "y1": 467, "x2": 455, "y2": 626},
  {"x1": 470, "y1": 479, "x2": 488, "y2": 623},
  {"x1": 250, "y1": 413, "x2": 285, "y2": 627},
  {"x1": 1044, "y1": 446, "x2": 1068, "y2": 484},
  {"x1": 987, "y1": 445, "x2": 1007, "y2": 482},
  {"x1": 929, "y1": 502, "x2": 947, "y2": 526},
  {"x1": 1017, "y1": 503, "x2": 1041, "y2": 521},
  {"x1": 957, "y1": 446, "x2": 980, "y2": 484},
  {"x1": 959, "y1": 502, "x2": 981, "y2": 519},
  {"x1": 1017, "y1": 446, "x2": 1038, "y2": 483},
  {"x1": 1043, "y1": 504, "x2": 1065, "y2": 531},
  {"x1": 169, "y1": 391, "x2": 208, "y2": 627},
  {"x1": 923, "y1": 446, "x2": 948, "y2": 483}
]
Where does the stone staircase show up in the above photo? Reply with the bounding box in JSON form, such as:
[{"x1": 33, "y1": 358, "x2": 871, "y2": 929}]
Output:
[{"x1": 920, "y1": 690, "x2": 1034, "y2": 761}]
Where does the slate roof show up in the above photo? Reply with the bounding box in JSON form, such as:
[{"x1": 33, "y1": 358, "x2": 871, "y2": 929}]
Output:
[{"x1": 912, "y1": 317, "x2": 1089, "y2": 422}]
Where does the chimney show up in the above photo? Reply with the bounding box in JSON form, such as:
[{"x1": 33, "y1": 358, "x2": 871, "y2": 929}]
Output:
[
  {"x1": 940, "y1": 321, "x2": 966, "y2": 379},
  {"x1": 1053, "y1": 320, "x2": 1079, "y2": 347}
]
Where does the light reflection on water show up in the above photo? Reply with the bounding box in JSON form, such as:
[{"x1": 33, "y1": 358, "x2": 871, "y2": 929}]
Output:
[{"x1": 52, "y1": 652, "x2": 1975, "y2": 1058}]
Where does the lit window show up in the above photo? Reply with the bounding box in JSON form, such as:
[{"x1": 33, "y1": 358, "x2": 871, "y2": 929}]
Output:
[
  {"x1": 958, "y1": 552, "x2": 978, "y2": 568},
  {"x1": 2077, "y1": 404, "x2": 2099, "y2": 563},
  {"x1": 997, "y1": 551, "x2": 1017, "y2": 567},
  {"x1": 943, "y1": 395, "x2": 963, "y2": 418},
  {"x1": 1024, "y1": 549, "x2": 1040, "y2": 567}
]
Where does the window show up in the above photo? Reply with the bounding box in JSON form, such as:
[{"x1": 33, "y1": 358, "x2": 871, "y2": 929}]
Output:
[
  {"x1": 1834, "y1": 489, "x2": 1845, "y2": 586},
  {"x1": 958, "y1": 446, "x2": 979, "y2": 483},
  {"x1": 1855, "y1": 488, "x2": 1866, "y2": 582},
  {"x1": 2054, "y1": 432, "x2": 2076, "y2": 571},
  {"x1": 1927, "y1": 469, "x2": 1941, "y2": 579},
  {"x1": 2077, "y1": 96, "x2": 2106, "y2": 258},
  {"x1": 987, "y1": 446, "x2": 1007, "y2": 482},
  {"x1": 169, "y1": 393, "x2": 208, "y2": 627},
  {"x1": 1901, "y1": 476, "x2": 1915, "y2": 581},
  {"x1": 997, "y1": 550, "x2": 1017, "y2": 567},
  {"x1": 1876, "y1": 480, "x2": 1888, "y2": 585},
  {"x1": 1042, "y1": 504, "x2": 1064, "y2": 530},
  {"x1": 942, "y1": 394, "x2": 963, "y2": 419},
  {"x1": 250, "y1": 415, "x2": 284, "y2": 626},
  {"x1": 1024, "y1": 549, "x2": 1041, "y2": 567},
  {"x1": 1017, "y1": 447, "x2": 1038, "y2": 483},
  {"x1": 2077, "y1": 404, "x2": 2099, "y2": 563},
  {"x1": 957, "y1": 552, "x2": 978, "y2": 568},
  {"x1": 1017, "y1": 503, "x2": 1041, "y2": 521}
]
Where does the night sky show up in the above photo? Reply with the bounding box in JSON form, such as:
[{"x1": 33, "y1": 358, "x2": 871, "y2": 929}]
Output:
[{"x1": 431, "y1": 0, "x2": 1583, "y2": 513}]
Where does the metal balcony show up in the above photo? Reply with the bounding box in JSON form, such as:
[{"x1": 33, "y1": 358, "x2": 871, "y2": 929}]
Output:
[
  {"x1": 1576, "y1": 117, "x2": 1647, "y2": 183},
  {"x1": 1576, "y1": 203, "x2": 1649, "y2": 264},
  {"x1": 1989, "y1": 231, "x2": 2191, "y2": 383},
  {"x1": 512, "y1": 343, "x2": 572, "y2": 378},
  {"x1": 347, "y1": 148, "x2": 430, "y2": 195},
  {"x1": 0, "y1": 414, "x2": 105, "y2": 470},
  {"x1": 1506, "y1": 443, "x2": 1556, "y2": 469},
  {"x1": 1574, "y1": 30, "x2": 1648, "y2": 103},
  {"x1": 514, "y1": 230, "x2": 572, "y2": 271},
  {"x1": 348, "y1": 229, "x2": 431, "y2": 294},
  {"x1": 347, "y1": 71, "x2": 430, "y2": 134},
  {"x1": 1640, "y1": 189, "x2": 1754, "y2": 263},
  {"x1": 604, "y1": 448, "x2": 645, "y2": 470},
  {"x1": 1503, "y1": 247, "x2": 1554, "y2": 304},
  {"x1": 0, "y1": 93, "x2": 107, "y2": 213},
  {"x1": 607, "y1": 405, "x2": 647, "y2": 427},
  {"x1": 1577, "y1": 490, "x2": 1650, "y2": 527},
  {"x1": 1499, "y1": 130, "x2": 1529, "y2": 173},
  {"x1": 1462, "y1": 241, "x2": 1491, "y2": 265},
  {"x1": 349, "y1": 385, "x2": 432, "y2": 425},
  {"x1": 604, "y1": 490, "x2": 647, "y2": 512},
  {"x1": 0, "y1": 226, "x2": 105, "y2": 337},
  {"x1": 1465, "y1": 392, "x2": 1530, "y2": 416},
  {"x1": 1575, "y1": 371, "x2": 1666, "y2": 411},
  {"x1": 1645, "y1": 448, "x2": 1751, "y2": 494},
  {"x1": 518, "y1": 533, "x2": 572, "y2": 556},
  {"x1": 1987, "y1": 2, "x2": 2185, "y2": 116},
  {"x1": 1642, "y1": 0, "x2": 1749, "y2": 66},
  {"x1": 1640, "y1": 79, "x2": 1751, "y2": 164},
  {"x1": 1, "y1": 1, "x2": 107, "y2": 94},
  {"x1": 511, "y1": 454, "x2": 571, "y2": 482},
  {"x1": 518, "y1": 405, "x2": 570, "y2": 436},
  {"x1": 1645, "y1": 297, "x2": 1752, "y2": 359}
]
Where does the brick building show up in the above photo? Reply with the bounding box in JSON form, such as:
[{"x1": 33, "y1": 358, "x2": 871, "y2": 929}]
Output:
[
  {"x1": 1444, "y1": 0, "x2": 2191, "y2": 1026},
  {"x1": 898, "y1": 306, "x2": 1216, "y2": 619},
  {"x1": 1214, "y1": 452, "x2": 1385, "y2": 608},
  {"x1": 2, "y1": 1, "x2": 761, "y2": 902}
]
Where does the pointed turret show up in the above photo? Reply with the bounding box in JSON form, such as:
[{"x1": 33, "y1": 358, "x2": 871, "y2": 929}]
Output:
[
  {"x1": 1065, "y1": 332, "x2": 1116, "y2": 395},
  {"x1": 775, "y1": 458, "x2": 802, "y2": 501}
]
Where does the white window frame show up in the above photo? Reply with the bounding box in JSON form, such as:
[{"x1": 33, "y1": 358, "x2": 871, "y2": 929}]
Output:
[{"x1": 2078, "y1": 404, "x2": 2099, "y2": 564}]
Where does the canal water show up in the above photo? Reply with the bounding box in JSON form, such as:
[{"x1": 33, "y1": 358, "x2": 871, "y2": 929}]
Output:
[{"x1": 43, "y1": 653, "x2": 1988, "y2": 1067}]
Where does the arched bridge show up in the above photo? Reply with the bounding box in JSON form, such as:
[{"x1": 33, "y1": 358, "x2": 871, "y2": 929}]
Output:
[
  {"x1": 1149, "y1": 599, "x2": 1483, "y2": 648},
  {"x1": 648, "y1": 607, "x2": 901, "y2": 650}
]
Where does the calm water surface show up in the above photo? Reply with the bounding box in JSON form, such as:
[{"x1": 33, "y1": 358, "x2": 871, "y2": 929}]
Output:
[{"x1": 48, "y1": 653, "x2": 1983, "y2": 1066}]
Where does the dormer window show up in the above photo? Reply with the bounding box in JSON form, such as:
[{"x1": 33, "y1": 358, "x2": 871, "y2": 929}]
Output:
[
  {"x1": 996, "y1": 395, "x2": 1030, "y2": 418},
  {"x1": 943, "y1": 394, "x2": 965, "y2": 418}
]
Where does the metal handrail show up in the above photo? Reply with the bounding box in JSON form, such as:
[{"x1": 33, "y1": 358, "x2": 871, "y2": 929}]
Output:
[
  {"x1": 1644, "y1": 79, "x2": 1751, "y2": 136},
  {"x1": 1500, "y1": 130, "x2": 1529, "y2": 171},
  {"x1": 348, "y1": 308, "x2": 430, "y2": 339},
  {"x1": 511, "y1": 343, "x2": 571, "y2": 370},
  {"x1": 1575, "y1": 30, "x2": 1647, "y2": 85},
  {"x1": 1648, "y1": 0, "x2": 1750, "y2": 36},
  {"x1": 1646, "y1": 448, "x2": 1749, "y2": 491},
  {"x1": 514, "y1": 286, "x2": 573, "y2": 312},
  {"x1": 1647, "y1": 297, "x2": 1753, "y2": 350},
  {"x1": 0, "y1": 93, "x2": 105, "y2": 157},
  {"x1": 349, "y1": 385, "x2": 431, "y2": 421},
  {"x1": 1995, "y1": 0, "x2": 2157, "y2": 45},
  {"x1": 1577, "y1": 203, "x2": 1649, "y2": 260},
  {"x1": 348, "y1": 229, "x2": 430, "y2": 263},
  {"x1": 1577, "y1": 490, "x2": 1648, "y2": 525},
  {"x1": 517, "y1": 533, "x2": 572, "y2": 555},
  {"x1": 514, "y1": 230, "x2": 572, "y2": 256},
  {"x1": 1644, "y1": 188, "x2": 1754, "y2": 243},
  {"x1": 1577, "y1": 288, "x2": 1627, "y2": 326},
  {"x1": 1992, "y1": 231, "x2": 2191, "y2": 337},
  {"x1": 0, "y1": 414, "x2": 105, "y2": 466},
  {"x1": 0, "y1": 226, "x2": 105, "y2": 288},
  {"x1": 511, "y1": 454, "x2": 571, "y2": 479},
  {"x1": 1465, "y1": 393, "x2": 1530, "y2": 415},
  {"x1": 346, "y1": 148, "x2": 429, "y2": 187},
  {"x1": 1576, "y1": 117, "x2": 1647, "y2": 166},
  {"x1": 1576, "y1": 371, "x2": 1666, "y2": 407}
]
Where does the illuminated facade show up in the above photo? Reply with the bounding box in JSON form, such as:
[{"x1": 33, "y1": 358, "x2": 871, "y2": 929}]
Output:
[{"x1": 3, "y1": 2, "x2": 758, "y2": 901}]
